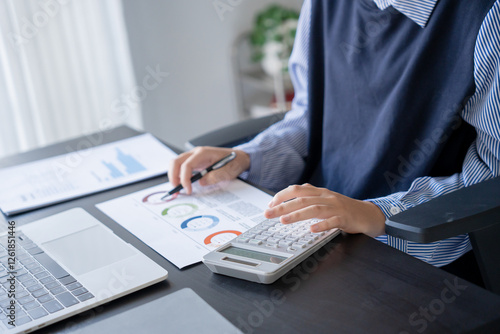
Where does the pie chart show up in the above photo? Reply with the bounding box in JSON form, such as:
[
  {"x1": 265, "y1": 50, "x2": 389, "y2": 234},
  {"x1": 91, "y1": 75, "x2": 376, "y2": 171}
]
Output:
[
  {"x1": 162, "y1": 203, "x2": 198, "y2": 218},
  {"x1": 180, "y1": 215, "x2": 219, "y2": 231},
  {"x1": 142, "y1": 191, "x2": 179, "y2": 204},
  {"x1": 204, "y1": 230, "x2": 242, "y2": 247}
]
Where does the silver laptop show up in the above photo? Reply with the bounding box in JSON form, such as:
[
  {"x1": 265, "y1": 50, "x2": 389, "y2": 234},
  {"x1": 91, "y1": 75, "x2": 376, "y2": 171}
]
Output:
[{"x1": 0, "y1": 208, "x2": 168, "y2": 333}]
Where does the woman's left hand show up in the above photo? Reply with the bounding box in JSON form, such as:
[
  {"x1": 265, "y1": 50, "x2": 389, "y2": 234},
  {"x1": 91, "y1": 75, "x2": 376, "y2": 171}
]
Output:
[{"x1": 264, "y1": 183, "x2": 386, "y2": 237}]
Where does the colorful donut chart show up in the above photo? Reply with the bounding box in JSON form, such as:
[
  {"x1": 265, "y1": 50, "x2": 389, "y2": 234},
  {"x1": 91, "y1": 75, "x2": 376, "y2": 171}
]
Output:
[
  {"x1": 180, "y1": 215, "x2": 219, "y2": 231},
  {"x1": 204, "y1": 230, "x2": 242, "y2": 247},
  {"x1": 142, "y1": 191, "x2": 179, "y2": 204},
  {"x1": 162, "y1": 203, "x2": 198, "y2": 218}
]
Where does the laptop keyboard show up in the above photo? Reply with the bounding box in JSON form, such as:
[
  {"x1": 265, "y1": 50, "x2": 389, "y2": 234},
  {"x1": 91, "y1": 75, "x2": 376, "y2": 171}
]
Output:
[{"x1": 0, "y1": 232, "x2": 94, "y2": 329}]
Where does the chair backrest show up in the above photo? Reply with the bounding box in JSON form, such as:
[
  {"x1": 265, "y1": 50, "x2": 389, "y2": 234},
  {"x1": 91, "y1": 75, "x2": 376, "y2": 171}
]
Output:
[{"x1": 185, "y1": 113, "x2": 285, "y2": 150}]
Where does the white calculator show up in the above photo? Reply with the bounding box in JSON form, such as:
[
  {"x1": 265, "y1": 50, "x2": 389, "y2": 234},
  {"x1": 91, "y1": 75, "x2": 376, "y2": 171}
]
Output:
[{"x1": 203, "y1": 218, "x2": 340, "y2": 284}]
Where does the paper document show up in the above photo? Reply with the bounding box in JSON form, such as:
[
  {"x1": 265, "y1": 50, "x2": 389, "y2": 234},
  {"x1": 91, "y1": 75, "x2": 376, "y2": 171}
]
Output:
[
  {"x1": 96, "y1": 180, "x2": 273, "y2": 268},
  {"x1": 0, "y1": 134, "x2": 176, "y2": 215}
]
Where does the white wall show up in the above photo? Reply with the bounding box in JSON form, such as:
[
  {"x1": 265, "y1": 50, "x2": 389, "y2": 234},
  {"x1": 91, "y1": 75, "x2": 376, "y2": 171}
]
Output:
[{"x1": 121, "y1": 0, "x2": 303, "y2": 150}]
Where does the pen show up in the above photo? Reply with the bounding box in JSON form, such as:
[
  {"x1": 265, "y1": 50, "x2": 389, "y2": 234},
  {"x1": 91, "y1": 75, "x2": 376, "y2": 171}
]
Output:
[{"x1": 161, "y1": 152, "x2": 237, "y2": 200}]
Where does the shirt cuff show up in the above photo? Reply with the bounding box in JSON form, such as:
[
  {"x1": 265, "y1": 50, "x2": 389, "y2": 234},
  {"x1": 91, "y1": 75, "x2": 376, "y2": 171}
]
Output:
[
  {"x1": 365, "y1": 194, "x2": 407, "y2": 218},
  {"x1": 233, "y1": 142, "x2": 264, "y2": 185},
  {"x1": 365, "y1": 193, "x2": 409, "y2": 252}
]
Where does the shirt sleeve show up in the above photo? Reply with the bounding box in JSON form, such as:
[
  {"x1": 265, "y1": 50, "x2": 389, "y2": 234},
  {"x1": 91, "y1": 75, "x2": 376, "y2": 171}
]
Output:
[
  {"x1": 368, "y1": 1, "x2": 500, "y2": 267},
  {"x1": 235, "y1": 0, "x2": 311, "y2": 193}
]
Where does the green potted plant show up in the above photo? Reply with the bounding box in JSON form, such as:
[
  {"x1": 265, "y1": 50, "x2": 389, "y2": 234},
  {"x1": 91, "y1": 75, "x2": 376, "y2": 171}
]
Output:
[
  {"x1": 250, "y1": 5, "x2": 300, "y2": 76},
  {"x1": 249, "y1": 5, "x2": 299, "y2": 111}
]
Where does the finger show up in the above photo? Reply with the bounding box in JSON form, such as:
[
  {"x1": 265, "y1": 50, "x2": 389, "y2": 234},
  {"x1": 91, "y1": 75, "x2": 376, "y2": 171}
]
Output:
[
  {"x1": 168, "y1": 152, "x2": 192, "y2": 187},
  {"x1": 310, "y1": 216, "x2": 344, "y2": 233},
  {"x1": 180, "y1": 152, "x2": 213, "y2": 194},
  {"x1": 268, "y1": 184, "x2": 325, "y2": 208},
  {"x1": 264, "y1": 196, "x2": 330, "y2": 219},
  {"x1": 180, "y1": 148, "x2": 229, "y2": 193},
  {"x1": 280, "y1": 204, "x2": 332, "y2": 224},
  {"x1": 179, "y1": 160, "x2": 194, "y2": 195},
  {"x1": 198, "y1": 150, "x2": 250, "y2": 187},
  {"x1": 279, "y1": 203, "x2": 336, "y2": 225}
]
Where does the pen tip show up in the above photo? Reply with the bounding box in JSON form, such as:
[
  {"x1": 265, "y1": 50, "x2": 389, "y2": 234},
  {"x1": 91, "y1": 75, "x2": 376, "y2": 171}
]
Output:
[{"x1": 161, "y1": 194, "x2": 174, "y2": 201}]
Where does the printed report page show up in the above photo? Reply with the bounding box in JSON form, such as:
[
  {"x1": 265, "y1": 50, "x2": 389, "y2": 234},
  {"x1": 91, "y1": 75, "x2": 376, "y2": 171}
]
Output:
[
  {"x1": 96, "y1": 180, "x2": 273, "y2": 268},
  {"x1": 0, "y1": 134, "x2": 177, "y2": 215}
]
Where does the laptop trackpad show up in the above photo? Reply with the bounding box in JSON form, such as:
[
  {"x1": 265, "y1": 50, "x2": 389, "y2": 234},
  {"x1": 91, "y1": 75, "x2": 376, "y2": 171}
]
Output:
[{"x1": 42, "y1": 225, "x2": 135, "y2": 276}]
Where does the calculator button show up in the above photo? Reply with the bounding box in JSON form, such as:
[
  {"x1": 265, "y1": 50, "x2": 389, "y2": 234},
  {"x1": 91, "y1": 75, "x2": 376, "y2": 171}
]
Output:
[
  {"x1": 292, "y1": 242, "x2": 306, "y2": 249},
  {"x1": 255, "y1": 235, "x2": 268, "y2": 241},
  {"x1": 265, "y1": 244, "x2": 279, "y2": 249},
  {"x1": 236, "y1": 237, "x2": 250, "y2": 243},
  {"x1": 244, "y1": 233, "x2": 256, "y2": 238},
  {"x1": 268, "y1": 227, "x2": 278, "y2": 232},
  {"x1": 279, "y1": 240, "x2": 293, "y2": 247},
  {"x1": 287, "y1": 246, "x2": 298, "y2": 252},
  {"x1": 298, "y1": 238, "x2": 313, "y2": 244},
  {"x1": 262, "y1": 231, "x2": 274, "y2": 236},
  {"x1": 274, "y1": 233, "x2": 287, "y2": 239},
  {"x1": 249, "y1": 239, "x2": 263, "y2": 245},
  {"x1": 266, "y1": 237, "x2": 279, "y2": 244}
]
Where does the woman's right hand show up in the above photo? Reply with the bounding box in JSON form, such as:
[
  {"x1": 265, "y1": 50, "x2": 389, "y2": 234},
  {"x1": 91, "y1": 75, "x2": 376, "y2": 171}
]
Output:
[{"x1": 168, "y1": 146, "x2": 250, "y2": 195}]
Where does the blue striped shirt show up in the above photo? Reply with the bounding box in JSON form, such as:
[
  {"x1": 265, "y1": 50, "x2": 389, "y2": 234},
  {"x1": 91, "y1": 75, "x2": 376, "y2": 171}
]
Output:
[{"x1": 237, "y1": 0, "x2": 500, "y2": 267}]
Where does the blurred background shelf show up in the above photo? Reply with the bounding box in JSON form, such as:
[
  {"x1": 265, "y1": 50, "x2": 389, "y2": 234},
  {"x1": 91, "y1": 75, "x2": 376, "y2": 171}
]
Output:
[{"x1": 232, "y1": 31, "x2": 294, "y2": 120}]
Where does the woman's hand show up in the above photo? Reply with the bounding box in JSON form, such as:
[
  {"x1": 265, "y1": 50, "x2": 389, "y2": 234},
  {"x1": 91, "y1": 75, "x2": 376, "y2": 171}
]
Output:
[
  {"x1": 264, "y1": 183, "x2": 386, "y2": 237},
  {"x1": 168, "y1": 146, "x2": 250, "y2": 194}
]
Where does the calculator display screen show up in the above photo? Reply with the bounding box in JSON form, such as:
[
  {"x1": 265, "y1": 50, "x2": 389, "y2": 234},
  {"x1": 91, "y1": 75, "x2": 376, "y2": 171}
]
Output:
[{"x1": 221, "y1": 246, "x2": 288, "y2": 264}]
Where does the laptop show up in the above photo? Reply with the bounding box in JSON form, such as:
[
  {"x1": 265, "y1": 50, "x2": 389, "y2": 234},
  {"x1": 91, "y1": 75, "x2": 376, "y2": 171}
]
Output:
[{"x1": 0, "y1": 208, "x2": 168, "y2": 333}]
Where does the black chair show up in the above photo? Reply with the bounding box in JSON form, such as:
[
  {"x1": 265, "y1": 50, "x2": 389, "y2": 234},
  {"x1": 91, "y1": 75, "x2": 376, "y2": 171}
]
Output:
[
  {"x1": 186, "y1": 116, "x2": 500, "y2": 295},
  {"x1": 386, "y1": 177, "x2": 500, "y2": 294},
  {"x1": 184, "y1": 113, "x2": 285, "y2": 150}
]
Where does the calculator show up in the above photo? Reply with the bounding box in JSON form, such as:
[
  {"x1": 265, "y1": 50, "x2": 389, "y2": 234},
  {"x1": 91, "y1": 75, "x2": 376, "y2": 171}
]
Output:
[{"x1": 203, "y1": 218, "x2": 340, "y2": 284}]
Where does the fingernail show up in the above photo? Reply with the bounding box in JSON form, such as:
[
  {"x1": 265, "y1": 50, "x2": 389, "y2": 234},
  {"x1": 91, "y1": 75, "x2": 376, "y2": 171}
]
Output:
[
  {"x1": 281, "y1": 215, "x2": 290, "y2": 223},
  {"x1": 265, "y1": 209, "x2": 274, "y2": 217},
  {"x1": 311, "y1": 224, "x2": 319, "y2": 233},
  {"x1": 268, "y1": 200, "x2": 274, "y2": 207}
]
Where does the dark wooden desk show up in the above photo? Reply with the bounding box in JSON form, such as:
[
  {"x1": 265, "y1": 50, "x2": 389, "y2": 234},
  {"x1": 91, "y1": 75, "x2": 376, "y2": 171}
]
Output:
[{"x1": 1, "y1": 126, "x2": 499, "y2": 334}]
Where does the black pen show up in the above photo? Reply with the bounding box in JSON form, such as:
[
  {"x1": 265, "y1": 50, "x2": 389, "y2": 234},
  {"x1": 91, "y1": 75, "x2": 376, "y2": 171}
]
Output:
[{"x1": 161, "y1": 152, "x2": 237, "y2": 200}]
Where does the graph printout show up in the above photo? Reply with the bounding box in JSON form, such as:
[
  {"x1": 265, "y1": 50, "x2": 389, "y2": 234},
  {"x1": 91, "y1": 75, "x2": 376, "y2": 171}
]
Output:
[
  {"x1": 0, "y1": 134, "x2": 177, "y2": 215},
  {"x1": 96, "y1": 180, "x2": 273, "y2": 268}
]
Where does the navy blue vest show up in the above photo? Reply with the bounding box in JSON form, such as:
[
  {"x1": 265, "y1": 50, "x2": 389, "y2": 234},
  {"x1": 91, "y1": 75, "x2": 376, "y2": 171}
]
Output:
[{"x1": 301, "y1": 0, "x2": 495, "y2": 199}]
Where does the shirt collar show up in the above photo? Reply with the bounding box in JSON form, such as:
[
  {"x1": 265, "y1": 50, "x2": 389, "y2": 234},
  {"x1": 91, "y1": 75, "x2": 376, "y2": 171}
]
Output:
[{"x1": 373, "y1": 0, "x2": 439, "y2": 28}]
